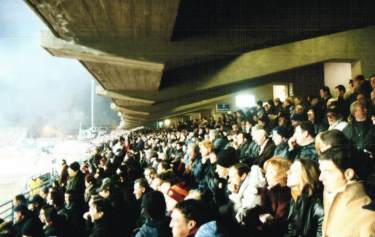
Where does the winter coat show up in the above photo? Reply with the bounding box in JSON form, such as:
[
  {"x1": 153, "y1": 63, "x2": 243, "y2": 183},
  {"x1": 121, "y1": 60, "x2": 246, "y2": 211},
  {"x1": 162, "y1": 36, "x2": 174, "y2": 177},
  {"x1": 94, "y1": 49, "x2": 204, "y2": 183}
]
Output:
[
  {"x1": 135, "y1": 217, "x2": 172, "y2": 237},
  {"x1": 323, "y1": 182, "x2": 375, "y2": 237},
  {"x1": 284, "y1": 189, "x2": 323, "y2": 237}
]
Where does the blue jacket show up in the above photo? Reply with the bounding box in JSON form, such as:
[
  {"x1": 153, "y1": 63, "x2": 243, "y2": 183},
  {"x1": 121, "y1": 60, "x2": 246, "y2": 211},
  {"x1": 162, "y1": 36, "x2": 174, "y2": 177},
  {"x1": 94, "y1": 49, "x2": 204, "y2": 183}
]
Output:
[{"x1": 135, "y1": 218, "x2": 172, "y2": 237}]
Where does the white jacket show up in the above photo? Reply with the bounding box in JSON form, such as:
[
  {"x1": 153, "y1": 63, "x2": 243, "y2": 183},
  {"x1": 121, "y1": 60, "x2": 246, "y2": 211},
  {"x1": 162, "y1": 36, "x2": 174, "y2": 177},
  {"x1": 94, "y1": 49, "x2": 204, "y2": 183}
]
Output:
[{"x1": 229, "y1": 165, "x2": 266, "y2": 223}]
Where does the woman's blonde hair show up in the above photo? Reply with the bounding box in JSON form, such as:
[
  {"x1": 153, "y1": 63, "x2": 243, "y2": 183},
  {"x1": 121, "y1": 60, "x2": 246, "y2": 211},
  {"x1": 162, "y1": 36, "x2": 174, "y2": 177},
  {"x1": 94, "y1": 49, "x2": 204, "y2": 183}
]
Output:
[
  {"x1": 264, "y1": 156, "x2": 292, "y2": 187},
  {"x1": 291, "y1": 159, "x2": 320, "y2": 200}
]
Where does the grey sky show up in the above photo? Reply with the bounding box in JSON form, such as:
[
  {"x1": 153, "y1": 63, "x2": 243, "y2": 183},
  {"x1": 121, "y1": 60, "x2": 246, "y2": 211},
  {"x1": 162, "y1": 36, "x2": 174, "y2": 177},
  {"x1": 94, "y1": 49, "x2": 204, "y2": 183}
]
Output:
[{"x1": 0, "y1": 0, "x2": 119, "y2": 135}]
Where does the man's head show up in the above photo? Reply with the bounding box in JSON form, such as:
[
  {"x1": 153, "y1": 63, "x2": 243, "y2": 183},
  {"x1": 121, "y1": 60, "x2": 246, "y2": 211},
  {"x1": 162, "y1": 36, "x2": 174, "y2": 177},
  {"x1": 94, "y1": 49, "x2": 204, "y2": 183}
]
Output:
[
  {"x1": 68, "y1": 162, "x2": 80, "y2": 177},
  {"x1": 142, "y1": 191, "x2": 166, "y2": 220},
  {"x1": 334, "y1": 85, "x2": 346, "y2": 98},
  {"x1": 315, "y1": 130, "x2": 350, "y2": 155},
  {"x1": 215, "y1": 147, "x2": 238, "y2": 178},
  {"x1": 170, "y1": 199, "x2": 207, "y2": 237},
  {"x1": 252, "y1": 128, "x2": 268, "y2": 146},
  {"x1": 272, "y1": 126, "x2": 289, "y2": 145},
  {"x1": 13, "y1": 205, "x2": 28, "y2": 223},
  {"x1": 294, "y1": 121, "x2": 315, "y2": 146},
  {"x1": 133, "y1": 178, "x2": 150, "y2": 200},
  {"x1": 318, "y1": 148, "x2": 356, "y2": 193},
  {"x1": 228, "y1": 163, "x2": 250, "y2": 194},
  {"x1": 350, "y1": 100, "x2": 367, "y2": 122},
  {"x1": 89, "y1": 198, "x2": 108, "y2": 222}
]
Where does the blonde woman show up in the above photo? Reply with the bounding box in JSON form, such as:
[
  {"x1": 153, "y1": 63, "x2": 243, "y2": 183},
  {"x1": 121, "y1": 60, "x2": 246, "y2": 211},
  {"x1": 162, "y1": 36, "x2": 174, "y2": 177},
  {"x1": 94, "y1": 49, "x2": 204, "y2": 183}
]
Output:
[
  {"x1": 256, "y1": 157, "x2": 292, "y2": 236},
  {"x1": 285, "y1": 159, "x2": 323, "y2": 237}
]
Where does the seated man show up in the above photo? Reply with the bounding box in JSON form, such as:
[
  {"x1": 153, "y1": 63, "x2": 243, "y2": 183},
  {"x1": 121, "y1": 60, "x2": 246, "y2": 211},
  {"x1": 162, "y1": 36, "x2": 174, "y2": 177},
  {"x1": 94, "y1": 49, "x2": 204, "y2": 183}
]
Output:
[
  {"x1": 169, "y1": 199, "x2": 209, "y2": 237},
  {"x1": 227, "y1": 163, "x2": 266, "y2": 225},
  {"x1": 288, "y1": 121, "x2": 318, "y2": 161},
  {"x1": 319, "y1": 147, "x2": 375, "y2": 236}
]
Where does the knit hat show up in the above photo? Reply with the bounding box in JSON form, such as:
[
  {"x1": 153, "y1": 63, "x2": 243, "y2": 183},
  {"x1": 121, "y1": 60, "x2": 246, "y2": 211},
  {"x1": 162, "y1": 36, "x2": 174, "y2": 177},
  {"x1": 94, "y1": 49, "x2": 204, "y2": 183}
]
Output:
[
  {"x1": 69, "y1": 162, "x2": 80, "y2": 172},
  {"x1": 167, "y1": 183, "x2": 189, "y2": 203},
  {"x1": 216, "y1": 147, "x2": 238, "y2": 168}
]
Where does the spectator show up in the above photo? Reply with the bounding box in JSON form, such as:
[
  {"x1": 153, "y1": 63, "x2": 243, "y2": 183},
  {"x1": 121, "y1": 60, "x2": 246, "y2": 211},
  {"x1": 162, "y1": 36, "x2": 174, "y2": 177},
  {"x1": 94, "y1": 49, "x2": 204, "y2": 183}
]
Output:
[
  {"x1": 272, "y1": 126, "x2": 291, "y2": 159},
  {"x1": 285, "y1": 159, "x2": 323, "y2": 237},
  {"x1": 13, "y1": 205, "x2": 44, "y2": 237},
  {"x1": 319, "y1": 147, "x2": 375, "y2": 236},
  {"x1": 326, "y1": 107, "x2": 348, "y2": 131},
  {"x1": 343, "y1": 101, "x2": 375, "y2": 155},
  {"x1": 288, "y1": 121, "x2": 318, "y2": 161},
  {"x1": 135, "y1": 191, "x2": 172, "y2": 237},
  {"x1": 170, "y1": 200, "x2": 209, "y2": 237},
  {"x1": 227, "y1": 163, "x2": 266, "y2": 225},
  {"x1": 256, "y1": 157, "x2": 291, "y2": 236},
  {"x1": 251, "y1": 129, "x2": 275, "y2": 167}
]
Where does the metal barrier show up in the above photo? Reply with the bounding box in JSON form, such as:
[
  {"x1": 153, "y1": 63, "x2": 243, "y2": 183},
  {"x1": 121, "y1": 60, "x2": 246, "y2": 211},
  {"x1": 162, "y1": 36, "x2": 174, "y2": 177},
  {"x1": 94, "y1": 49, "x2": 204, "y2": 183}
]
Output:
[{"x1": 0, "y1": 173, "x2": 53, "y2": 222}]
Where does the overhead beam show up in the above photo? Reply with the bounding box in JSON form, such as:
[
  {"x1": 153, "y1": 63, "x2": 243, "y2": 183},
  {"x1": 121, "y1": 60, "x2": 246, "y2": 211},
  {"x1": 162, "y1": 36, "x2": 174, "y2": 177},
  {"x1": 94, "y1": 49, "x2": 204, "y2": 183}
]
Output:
[{"x1": 96, "y1": 87, "x2": 154, "y2": 104}]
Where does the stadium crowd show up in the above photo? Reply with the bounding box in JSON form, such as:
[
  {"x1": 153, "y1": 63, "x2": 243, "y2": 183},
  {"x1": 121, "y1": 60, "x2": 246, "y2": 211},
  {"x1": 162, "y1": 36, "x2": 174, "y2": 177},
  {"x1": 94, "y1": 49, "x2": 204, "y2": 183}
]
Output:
[{"x1": 1, "y1": 74, "x2": 375, "y2": 237}]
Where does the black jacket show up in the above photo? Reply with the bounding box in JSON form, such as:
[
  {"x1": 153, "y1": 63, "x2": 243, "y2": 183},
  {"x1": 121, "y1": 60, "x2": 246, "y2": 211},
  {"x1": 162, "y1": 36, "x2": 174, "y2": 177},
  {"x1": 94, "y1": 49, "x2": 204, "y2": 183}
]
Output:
[
  {"x1": 343, "y1": 119, "x2": 375, "y2": 155},
  {"x1": 284, "y1": 190, "x2": 323, "y2": 237},
  {"x1": 89, "y1": 219, "x2": 110, "y2": 237},
  {"x1": 253, "y1": 140, "x2": 275, "y2": 167}
]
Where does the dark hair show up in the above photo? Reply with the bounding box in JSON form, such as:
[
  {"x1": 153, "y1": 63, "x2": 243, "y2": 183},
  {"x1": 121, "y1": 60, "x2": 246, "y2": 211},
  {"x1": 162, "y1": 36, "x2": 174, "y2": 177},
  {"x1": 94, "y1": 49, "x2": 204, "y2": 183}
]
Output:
[
  {"x1": 85, "y1": 174, "x2": 95, "y2": 184},
  {"x1": 174, "y1": 199, "x2": 209, "y2": 226},
  {"x1": 354, "y1": 75, "x2": 365, "y2": 81},
  {"x1": 318, "y1": 130, "x2": 351, "y2": 150},
  {"x1": 91, "y1": 198, "x2": 109, "y2": 216},
  {"x1": 134, "y1": 178, "x2": 150, "y2": 191},
  {"x1": 297, "y1": 121, "x2": 315, "y2": 137},
  {"x1": 49, "y1": 191, "x2": 64, "y2": 209},
  {"x1": 14, "y1": 194, "x2": 27, "y2": 206},
  {"x1": 335, "y1": 85, "x2": 346, "y2": 93},
  {"x1": 319, "y1": 147, "x2": 360, "y2": 175},
  {"x1": 142, "y1": 191, "x2": 166, "y2": 220},
  {"x1": 320, "y1": 86, "x2": 331, "y2": 95},
  {"x1": 158, "y1": 161, "x2": 170, "y2": 171},
  {"x1": 232, "y1": 163, "x2": 250, "y2": 177}
]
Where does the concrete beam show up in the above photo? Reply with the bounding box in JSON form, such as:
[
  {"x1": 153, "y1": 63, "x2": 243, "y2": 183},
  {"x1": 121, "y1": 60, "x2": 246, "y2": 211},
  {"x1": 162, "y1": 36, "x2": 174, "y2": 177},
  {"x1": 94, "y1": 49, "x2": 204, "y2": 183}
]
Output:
[{"x1": 96, "y1": 87, "x2": 154, "y2": 105}]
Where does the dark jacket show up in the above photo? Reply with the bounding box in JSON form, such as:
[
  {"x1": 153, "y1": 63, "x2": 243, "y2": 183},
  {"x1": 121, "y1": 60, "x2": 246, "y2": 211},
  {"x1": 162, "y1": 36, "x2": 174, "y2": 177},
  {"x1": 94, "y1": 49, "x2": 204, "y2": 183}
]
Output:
[
  {"x1": 284, "y1": 190, "x2": 323, "y2": 237},
  {"x1": 273, "y1": 142, "x2": 289, "y2": 160},
  {"x1": 256, "y1": 185, "x2": 291, "y2": 237},
  {"x1": 290, "y1": 142, "x2": 318, "y2": 162},
  {"x1": 252, "y1": 140, "x2": 275, "y2": 167},
  {"x1": 135, "y1": 217, "x2": 172, "y2": 237},
  {"x1": 14, "y1": 213, "x2": 44, "y2": 237},
  {"x1": 89, "y1": 219, "x2": 110, "y2": 237},
  {"x1": 343, "y1": 119, "x2": 375, "y2": 154}
]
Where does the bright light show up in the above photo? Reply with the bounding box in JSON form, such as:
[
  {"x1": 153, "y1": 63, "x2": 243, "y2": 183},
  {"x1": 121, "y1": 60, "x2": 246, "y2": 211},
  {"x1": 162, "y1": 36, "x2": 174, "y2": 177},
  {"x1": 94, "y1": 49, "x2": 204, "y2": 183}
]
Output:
[
  {"x1": 158, "y1": 121, "x2": 164, "y2": 127},
  {"x1": 235, "y1": 94, "x2": 256, "y2": 108},
  {"x1": 117, "y1": 112, "x2": 122, "y2": 117},
  {"x1": 110, "y1": 103, "x2": 117, "y2": 110},
  {"x1": 164, "y1": 119, "x2": 171, "y2": 127}
]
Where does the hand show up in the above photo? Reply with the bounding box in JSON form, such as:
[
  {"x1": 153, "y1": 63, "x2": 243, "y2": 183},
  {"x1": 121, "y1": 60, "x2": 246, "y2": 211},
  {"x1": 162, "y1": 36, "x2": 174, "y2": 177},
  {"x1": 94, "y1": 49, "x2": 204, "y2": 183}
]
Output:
[
  {"x1": 288, "y1": 135, "x2": 296, "y2": 151},
  {"x1": 83, "y1": 212, "x2": 91, "y2": 220},
  {"x1": 259, "y1": 213, "x2": 273, "y2": 223}
]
